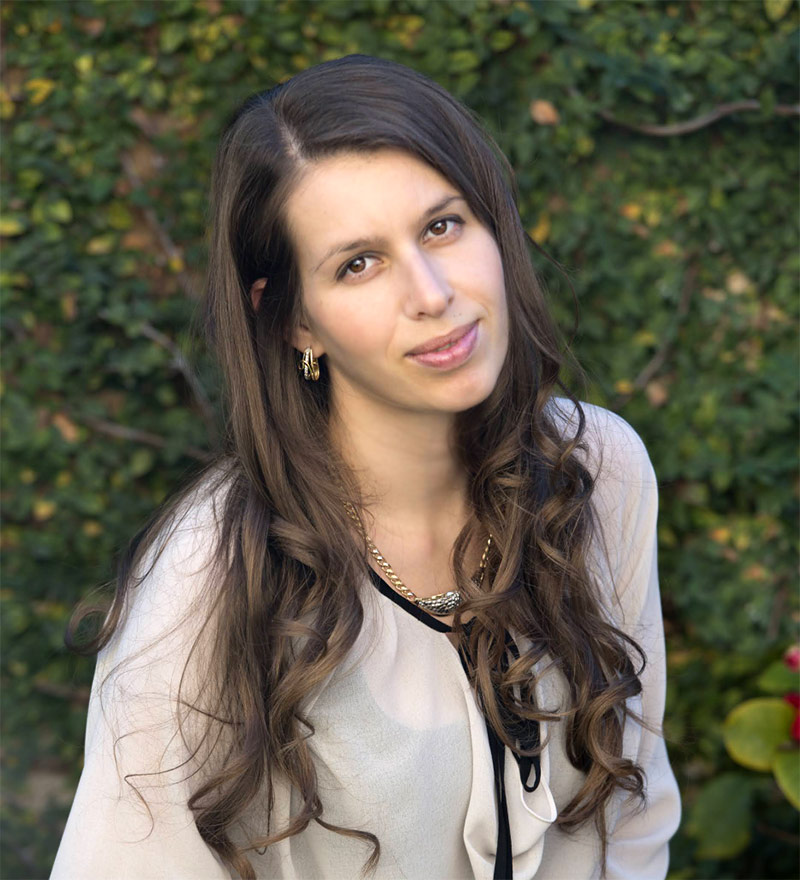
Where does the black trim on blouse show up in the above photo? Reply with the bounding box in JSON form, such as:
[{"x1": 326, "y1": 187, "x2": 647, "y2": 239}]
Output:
[
  {"x1": 365, "y1": 566, "x2": 543, "y2": 880},
  {"x1": 366, "y1": 565, "x2": 452, "y2": 633}
]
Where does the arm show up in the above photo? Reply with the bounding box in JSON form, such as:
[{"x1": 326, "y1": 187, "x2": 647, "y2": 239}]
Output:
[
  {"x1": 589, "y1": 407, "x2": 682, "y2": 880},
  {"x1": 51, "y1": 490, "x2": 233, "y2": 880}
]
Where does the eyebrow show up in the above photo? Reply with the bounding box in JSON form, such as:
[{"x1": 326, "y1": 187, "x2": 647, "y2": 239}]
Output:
[{"x1": 312, "y1": 194, "x2": 466, "y2": 275}]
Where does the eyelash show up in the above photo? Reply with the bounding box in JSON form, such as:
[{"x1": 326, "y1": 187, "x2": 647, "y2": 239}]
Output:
[{"x1": 335, "y1": 214, "x2": 465, "y2": 282}]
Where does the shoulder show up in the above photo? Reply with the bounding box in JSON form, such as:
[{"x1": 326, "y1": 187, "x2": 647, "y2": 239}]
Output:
[
  {"x1": 545, "y1": 396, "x2": 658, "y2": 512},
  {"x1": 546, "y1": 398, "x2": 663, "y2": 637},
  {"x1": 99, "y1": 462, "x2": 236, "y2": 681},
  {"x1": 545, "y1": 397, "x2": 660, "y2": 617}
]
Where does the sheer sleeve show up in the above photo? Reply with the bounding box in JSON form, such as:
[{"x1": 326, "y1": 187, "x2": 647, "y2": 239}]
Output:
[
  {"x1": 539, "y1": 400, "x2": 682, "y2": 880},
  {"x1": 588, "y1": 405, "x2": 682, "y2": 879},
  {"x1": 51, "y1": 487, "x2": 233, "y2": 880}
]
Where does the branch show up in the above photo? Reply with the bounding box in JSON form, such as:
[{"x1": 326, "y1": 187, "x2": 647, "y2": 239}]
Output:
[
  {"x1": 135, "y1": 320, "x2": 220, "y2": 447},
  {"x1": 118, "y1": 151, "x2": 201, "y2": 303},
  {"x1": 610, "y1": 259, "x2": 698, "y2": 409},
  {"x1": 32, "y1": 680, "x2": 90, "y2": 705},
  {"x1": 80, "y1": 414, "x2": 214, "y2": 462},
  {"x1": 755, "y1": 820, "x2": 800, "y2": 847},
  {"x1": 568, "y1": 88, "x2": 799, "y2": 136}
]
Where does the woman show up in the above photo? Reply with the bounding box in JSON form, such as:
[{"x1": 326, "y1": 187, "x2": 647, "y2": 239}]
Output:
[{"x1": 51, "y1": 54, "x2": 681, "y2": 880}]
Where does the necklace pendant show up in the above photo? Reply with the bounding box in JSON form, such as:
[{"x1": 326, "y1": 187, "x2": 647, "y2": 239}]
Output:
[{"x1": 416, "y1": 590, "x2": 462, "y2": 616}]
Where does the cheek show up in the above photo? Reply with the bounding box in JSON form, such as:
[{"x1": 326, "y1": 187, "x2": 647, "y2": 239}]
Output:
[
  {"x1": 463, "y1": 237, "x2": 506, "y2": 305},
  {"x1": 314, "y1": 296, "x2": 393, "y2": 357}
]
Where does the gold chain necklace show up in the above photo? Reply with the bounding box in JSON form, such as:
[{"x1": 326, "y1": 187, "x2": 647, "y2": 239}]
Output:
[{"x1": 342, "y1": 500, "x2": 493, "y2": 617}]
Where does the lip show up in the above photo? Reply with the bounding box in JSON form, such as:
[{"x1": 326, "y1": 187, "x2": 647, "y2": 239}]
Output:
[
  {"x1": 406, "y1": 321, "x2": 479, "y2": 370},
  {"x1": 406, "y1": 320, "x2": 478, "y2": 356}
]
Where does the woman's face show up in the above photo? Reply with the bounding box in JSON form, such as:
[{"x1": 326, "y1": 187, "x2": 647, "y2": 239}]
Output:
[{"x1": 281, "y1": 149, "x2": 509, "y2": 423}]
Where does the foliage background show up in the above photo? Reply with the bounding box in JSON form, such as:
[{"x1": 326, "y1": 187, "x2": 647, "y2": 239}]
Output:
[{"x1": 1, "y1": 0, "x2": 798, "y2": 877}]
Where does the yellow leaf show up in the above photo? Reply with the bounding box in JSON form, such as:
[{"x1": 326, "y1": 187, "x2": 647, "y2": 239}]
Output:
[
  {"x1": 644, "y1": 207, "x2": 662, "y2": 227},
  {"x1": 75, "y1": 54, "x2": 93, "y2": 74},
  {"x1": 107, "y1": 202, "x2": 133, "y2": 230},
  {"x1": 25, "y1": 77, "x2": 56, "y2": 106},
  {"x1": 33, "y1": 499, "x2": 57, "y2": 521},
  {"x1": 55, "y1": 470, "x2": 72, "y2": 488},
  {"x1": 0, "y1": 528, "x2": 20, "y2": 550},
  {"x1": 614, "y1": 379, "x2": 635, "y2": 395},
  {"x1": 653, "y1": 239, "x2": 680, "y2": 257},
  {"x1": 529, "y1": 99, "x2": 560, "y2": 126},
  {"x1": 0, "y1": 217, "x2": 25, "y2": 236},
  {"x1": 168, "y1": 254, "x2": 185, "y2": 273},
  {"x1": 620, "y1": 202, "x2": 641, "y2": 221},
  {"x1": 60, "y1": 292, "x2": 77, "y2": 321},
  {"x1": 83, "y1": 520, "x2": 103, "y2": 537},
  {"x1": 764, "y1": 0, "x2": 792, "y2": 21},
  {"x1": 48, "y1": 200, "x2": 73, "y2": 224},
  {"x1": 528, "y1": 213, "x2": 551, "y2": 242},
  {"x1": 633, "y1": 329, "x2": 658, "y2": 347},
  {"x1": 52, "y1": 412, "x2": 80, "y2": 443},
  {"x1": 0, "y1": 271, "x2": 30, "y2": 288},
  {"x1": 726, "y1": 270, "x2": 753, "y2": 296},
  {"x1": 645, "y1": 380, "x2": 669, "y2": 407},
  {"x1": 0, "y1": 85, "x2": 14, "y2": 119},
  {"x1": 743, "y1": 564, "x2": 769, "y2": 582},
  {"x1": 86, "y1": 235, "x2": 115, "y2": 255},
  {"x1": 55, "y1": 135, "x2": 76, "y2": 157},
  {"x1": 20, "y1": 468, "x2": 36, "y2": 484},
  {"x1": 734, "y1": 533, "x2": 750, "y2": 551},
  {"x1": 219, "y1": 15, "x2": 243, "y2": 37}
]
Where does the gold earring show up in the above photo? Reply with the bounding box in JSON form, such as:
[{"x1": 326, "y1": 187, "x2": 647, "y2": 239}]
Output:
[{"x1": 299, "y1": 347, "x2": 320, "y2": 381}]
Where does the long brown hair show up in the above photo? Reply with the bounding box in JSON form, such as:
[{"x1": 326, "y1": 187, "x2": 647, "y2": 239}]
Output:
[{"x1": 68, "y1": 54, "x2": 647, "y2": 879}]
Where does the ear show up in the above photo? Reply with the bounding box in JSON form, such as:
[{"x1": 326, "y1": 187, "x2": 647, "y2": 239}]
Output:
[
  {"x1": 251, "y1": 277, "x2": 325, "y2": 356},
  {"x1": 249, "y1": 277, "x2": 267, "y2": 312},
  {"x1": 287, "y1": 319, "x2": 325, "y2": 357}
]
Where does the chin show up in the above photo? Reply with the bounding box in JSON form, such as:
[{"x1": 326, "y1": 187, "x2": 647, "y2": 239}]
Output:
[{"x1": 442, "y1": 371, "x2": 500, "y2": 412}]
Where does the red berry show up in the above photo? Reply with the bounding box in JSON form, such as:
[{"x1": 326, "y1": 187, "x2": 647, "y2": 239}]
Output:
[
  {"x1": 785, "y1": 693, "x2": 800, "y2": 709},
  {"x1": 784, "y1": 645, "x2": 800, "y2": 672},
  {"x1": 792, "y1": 714, "x2": 800, "y2": 743}
]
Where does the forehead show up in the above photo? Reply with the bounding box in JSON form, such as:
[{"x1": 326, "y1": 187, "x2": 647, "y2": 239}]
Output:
[{"x1": 285, "y1": 150, "x2": 459, "y2": 262}]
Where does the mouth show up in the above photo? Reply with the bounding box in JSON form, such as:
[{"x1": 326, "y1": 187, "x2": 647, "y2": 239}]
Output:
[
  {"x1": 405, "y1": 320, "x2": 480, "y2": 370},
  {"x1": 405, "y1": 320, "x2": 479, "y2": 357}
]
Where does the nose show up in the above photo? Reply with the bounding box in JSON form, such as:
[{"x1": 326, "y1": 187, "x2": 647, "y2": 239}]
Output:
[{"x1": 401, "y1": 247, "x2": 454, "y2": 318}]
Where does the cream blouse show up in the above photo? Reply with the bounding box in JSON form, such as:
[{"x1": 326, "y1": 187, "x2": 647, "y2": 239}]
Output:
[{"x1": 50, "y1": 399, "x2": 681, "y2": 880}]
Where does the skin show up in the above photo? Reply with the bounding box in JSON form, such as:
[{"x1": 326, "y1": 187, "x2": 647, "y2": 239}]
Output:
[{"x1": 250, "y1": 149, "x2": 509, "y2": 607}]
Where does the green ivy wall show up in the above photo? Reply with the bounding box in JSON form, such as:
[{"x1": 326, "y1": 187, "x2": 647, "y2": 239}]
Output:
[{"x1": 2, "y1": 1, "x2": 797, "y2": 877}]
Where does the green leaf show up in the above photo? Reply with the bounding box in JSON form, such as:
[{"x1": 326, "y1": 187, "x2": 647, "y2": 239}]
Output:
[
  {"x1": 763, "y1": 0, "x2": 793, "y2": 21},
  {"x1": 160, "y1": 23, "x2": 187, "y2": 54},
  {"x1": 757, "y1": 660, "x2": 800, "y2": 695},
  {"x1": 449, "y1": 50, "x2": 481, "y2": 73},
  {"x1": 773, "y1": 750, "x2": 800, "y2": 810},
  {"x1": 723, "y1": 698, "x2": 795, "y2": 771},
  {"x1": 686, "y1": 772, "x2": 753, "y2": 859},
  {"x1": 130, "y1": 448, "x2": 155, "y2": 478},
  {"x1": 47, "y1": 200, "x2": 73, "y2": 224},
  {"x1": 489, "y1": 30, "x2": 515, "y2": 52}
]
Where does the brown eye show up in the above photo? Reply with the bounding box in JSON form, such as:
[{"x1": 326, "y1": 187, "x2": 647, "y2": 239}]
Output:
[
  {"x1": 347, "y1": 256, "x2": 367, "y2": 274},
  {"x1": 429, "y1": 219, "x2": 448, "y2": 235}
]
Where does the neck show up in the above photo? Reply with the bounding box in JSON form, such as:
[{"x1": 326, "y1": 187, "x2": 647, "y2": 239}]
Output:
[{"x1": 329, "y1": 402, "x2": 470, "y2": 541}]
